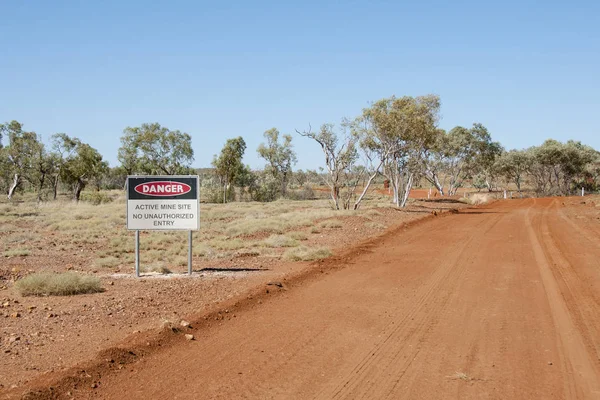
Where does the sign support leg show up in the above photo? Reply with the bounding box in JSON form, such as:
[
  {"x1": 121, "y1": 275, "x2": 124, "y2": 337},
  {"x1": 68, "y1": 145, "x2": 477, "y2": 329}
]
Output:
[
  {"x1": 135, "y1": 230, "x2": 140, "y2": 277},
  {"x1": 188, "y1": 230, "x2": 193, "y2": 276}
]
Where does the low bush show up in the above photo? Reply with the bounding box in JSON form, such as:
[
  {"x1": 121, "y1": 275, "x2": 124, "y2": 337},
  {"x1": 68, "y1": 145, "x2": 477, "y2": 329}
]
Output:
[{"x1": 16, "y1": 272, "x2": 103, "y2": 296}]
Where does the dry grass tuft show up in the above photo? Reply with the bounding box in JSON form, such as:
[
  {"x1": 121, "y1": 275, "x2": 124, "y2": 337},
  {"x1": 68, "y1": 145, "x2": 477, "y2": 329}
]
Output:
[
  {"x1": 3, "y1": 248, "x2": 31, "y2": 257},
  {"x1": 462, "y1": 193, "x2": 493, "y2": 205},
  {"x1": 94, "y1": 256, "x2": 121, "y2": 268},
  {"x1": 288, "y1": 231, "x2": 308, "y2": 241},
  {"x1": 141, "y1": 264, "x2": 172, "y2": 274},
  {"x1": 15, "y1": 272, "x2": 103, "y2": 296},
  {"x1": 320, "y1": 219, "x2": 343, "y2": 229},
  {"x1": 263, "y1": 234, "x2": 299, "y2": 248},
  {"x1": 365, "y1": 221, "x2": 386, "y2": 230},
  {"x1": 284, "y1": 246, "x2": 332, "y2": 261}
]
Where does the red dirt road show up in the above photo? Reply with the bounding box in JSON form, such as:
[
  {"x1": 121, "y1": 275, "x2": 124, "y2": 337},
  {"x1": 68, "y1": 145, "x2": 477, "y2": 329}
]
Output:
[{"x1": 16, "y1": 198, "x2": 600, "y2": 399}]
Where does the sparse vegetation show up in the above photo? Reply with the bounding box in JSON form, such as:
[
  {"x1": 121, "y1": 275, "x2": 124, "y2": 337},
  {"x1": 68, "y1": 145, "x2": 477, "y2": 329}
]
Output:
[
  {"x1": 94, "y1": 256, "x2": 121, "y2": 268},
  {"x1": 365, "y1": 221, "x2": 386, "y2": 230},
  {"x1": 15, "y1": 272, "x2": 103, "y2": 296},
  {"x1": 263, "y1": 234, "x2": 299, "y2": 248},
  {"x1": 3, "y1": 248, "x2": 31, "y2": 257},
  {"x1": 284, "y1": 246, "x2": 332, "y2": 261},
  {"x1": 140, "y1": 263, "x2": 172, "y2": 274},
  {"x1": 288, "y1": 231, "x2": 309, "y2": 241},
  {"x1": 320, "y1": 219, "x2": 343, "y2": 229}
]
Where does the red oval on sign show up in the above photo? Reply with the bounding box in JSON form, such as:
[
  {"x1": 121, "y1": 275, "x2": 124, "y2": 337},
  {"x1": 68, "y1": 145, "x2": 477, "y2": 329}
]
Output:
[{"x1": 134, "y1": 181, "x2": 192, "y2": 197}]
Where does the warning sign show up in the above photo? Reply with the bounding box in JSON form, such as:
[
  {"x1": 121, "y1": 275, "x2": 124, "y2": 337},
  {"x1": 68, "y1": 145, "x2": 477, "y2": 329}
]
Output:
[{"x1": 127, "y1": 176, "x2": 200, "y2": 231}]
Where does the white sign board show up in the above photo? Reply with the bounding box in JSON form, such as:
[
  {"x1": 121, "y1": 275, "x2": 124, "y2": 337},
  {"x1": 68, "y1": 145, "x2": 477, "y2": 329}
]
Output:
[{"x1": 127, "y1": 176, "x2": 200, "y2": 231}]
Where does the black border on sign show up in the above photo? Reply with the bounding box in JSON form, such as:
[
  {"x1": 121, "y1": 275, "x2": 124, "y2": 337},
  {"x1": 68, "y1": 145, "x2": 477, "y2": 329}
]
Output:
[{"x1": 126, "y1": 175, "x2": 200, "y2": 231}]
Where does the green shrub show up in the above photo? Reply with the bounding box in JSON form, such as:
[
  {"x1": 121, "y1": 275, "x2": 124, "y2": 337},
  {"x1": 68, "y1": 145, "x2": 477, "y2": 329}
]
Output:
[
  {"x1": 16, "y1": 272, "x2": 103, "y2": 296},
  {"x1": 80, "y1": 191, "x2": 114, "y2": 205}
]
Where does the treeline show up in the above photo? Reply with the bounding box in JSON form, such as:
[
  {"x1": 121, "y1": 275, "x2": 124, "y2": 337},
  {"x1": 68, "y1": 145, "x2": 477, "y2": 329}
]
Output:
[
  {"x1": 2, "y1": 94, "x2": 598, "y2": 206},
  {"x1": 211, "y1": 95, "x2": 599, "y2": 209}
]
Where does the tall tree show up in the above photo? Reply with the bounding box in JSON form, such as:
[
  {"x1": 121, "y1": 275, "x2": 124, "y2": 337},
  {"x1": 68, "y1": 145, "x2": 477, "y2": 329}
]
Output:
[
  {"x1": 495, "y1": 149, "x2": 532, "y2": 193},
  {"x1": 212, "y1": 137, "x2": 247, "y2": 203},
  {"x1": 58, "y1": 135, "x2": 108, "y2": 201},
  {"x1": 50, "y1": 133, "x2": 78, "y2": 199},
  {"x1": 257, "y1": 128, "x2": 297, "y2": 198},
  {"x1": 1, "y1": 121, "x2": 41, "y2": 199},
  {"x1": 356, "y1": 95, "x2": 441, "y2": 207},
  {"x1": 298, "y1": 123, "x2": 361, "y2": 210},
  {"x1": 470, "y1": 123, "x2": 503, "y2": 192},
  {"x1": 29, "y1": 138, "x2": 54, "y2": 203},
  {"x1": 118, "y1": 123, "x2": 194, "y2": 175},
  {"x1": 421, "y1": 128, "x2": 448, "y2": 195},
  {"x1": 440, "y1": 123, "x2": 501, "y2": 196}
]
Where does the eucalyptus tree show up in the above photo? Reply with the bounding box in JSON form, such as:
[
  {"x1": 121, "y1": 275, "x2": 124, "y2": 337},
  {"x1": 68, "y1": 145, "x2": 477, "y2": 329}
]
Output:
[
  {"x1": 212, "y1": 136, "x2": 247, "y2": 203},
  {"x1": 440, "y1": 123, "x2": 501, "y2": 196},
  {"x1": 1, "y1": 121, "x2": 41, "y2": 199},
  {"x1": 421, "y1": 128, "x2": 448, "y2": 195},
  {"x1": 50, "y1": 133, "x2": 79, "y2": 199},
  {"x1": 355, "y1": 95, "x2": 441, "y2": 207},
  {"x1": 29, "y1": 138, "x2": 55, "y2": 202},
  {"x1": 470, "y1": 123, "x2": 503, "y2": 191},
  {"x1": 297, "y1": 123, "x2": 360, "y2": 210},
  {"x1": 495, "y1": 149, "x2": 532, "y2": 193},
  {"x1": 257, "y1": 128, "x2": 297, "y2": 198},
  {"x1": 526, "y1": 140, "x2": 597, "y2": 195},
  {"x1": 118, "y1": 123, "x2": 194, "y2": 176},
  {"x1": 57, "y1": 135, "x2": 108, "y2": 201}
]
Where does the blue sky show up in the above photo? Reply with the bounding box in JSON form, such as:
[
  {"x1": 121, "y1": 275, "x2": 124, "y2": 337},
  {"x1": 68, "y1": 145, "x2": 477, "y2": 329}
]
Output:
[{"x1": 1, "y1": 0, "x2": 598, "y2": 169}]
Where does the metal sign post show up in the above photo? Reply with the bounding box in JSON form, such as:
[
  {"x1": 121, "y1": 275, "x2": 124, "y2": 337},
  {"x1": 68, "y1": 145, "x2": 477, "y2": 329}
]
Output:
[
  {"x1": 135, "y1": 230, "x2": 140, "y2": 277},
  {"x1": 188, "y1": 231, "x2": 193, "y2": 275},
  {"x1": 127, "y1": 175, "x2": 200, "y2": 277}
]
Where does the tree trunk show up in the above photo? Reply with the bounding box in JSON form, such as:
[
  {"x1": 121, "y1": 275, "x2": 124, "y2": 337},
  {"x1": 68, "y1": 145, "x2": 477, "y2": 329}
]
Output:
[
  {"x1": 425, "y1": 170, "x2": 445, "y2": 196},
  {"x1": 393, "y1": 175, "x2": 400, "y2": 207},
  {"x1": 37, "y1": 173, "x2": 46, "y2": 203},
  {"x1": 7, "y1": 174, "x2": 20, "y2": 200},
  {"x1": 330, "y1": 185, "x2": 340, "y2": 210},
  {"x1": 73, "y1": 180, "x2": 84, "y2": 202},
  {"x1": 399, "y1": 173, "x2": 414, "y2": 208},
  {"x1": 281, "y1": 173, "x2": 288, "y2": 198},
  {"x1": 353, "y1": 171, "x2": 378, "y2": 210}
]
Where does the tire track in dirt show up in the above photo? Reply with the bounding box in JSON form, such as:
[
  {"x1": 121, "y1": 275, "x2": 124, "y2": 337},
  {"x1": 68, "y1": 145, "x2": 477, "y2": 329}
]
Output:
[
  {"x1": 544, "y1": 201, "x2": 600, "y2": 361},
  {"x1": 524, "y1": 198, "x2": 600, "y2": 398},
  {"x1": 320, "y1": 211, "x2": 506, "y2": 400}
]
